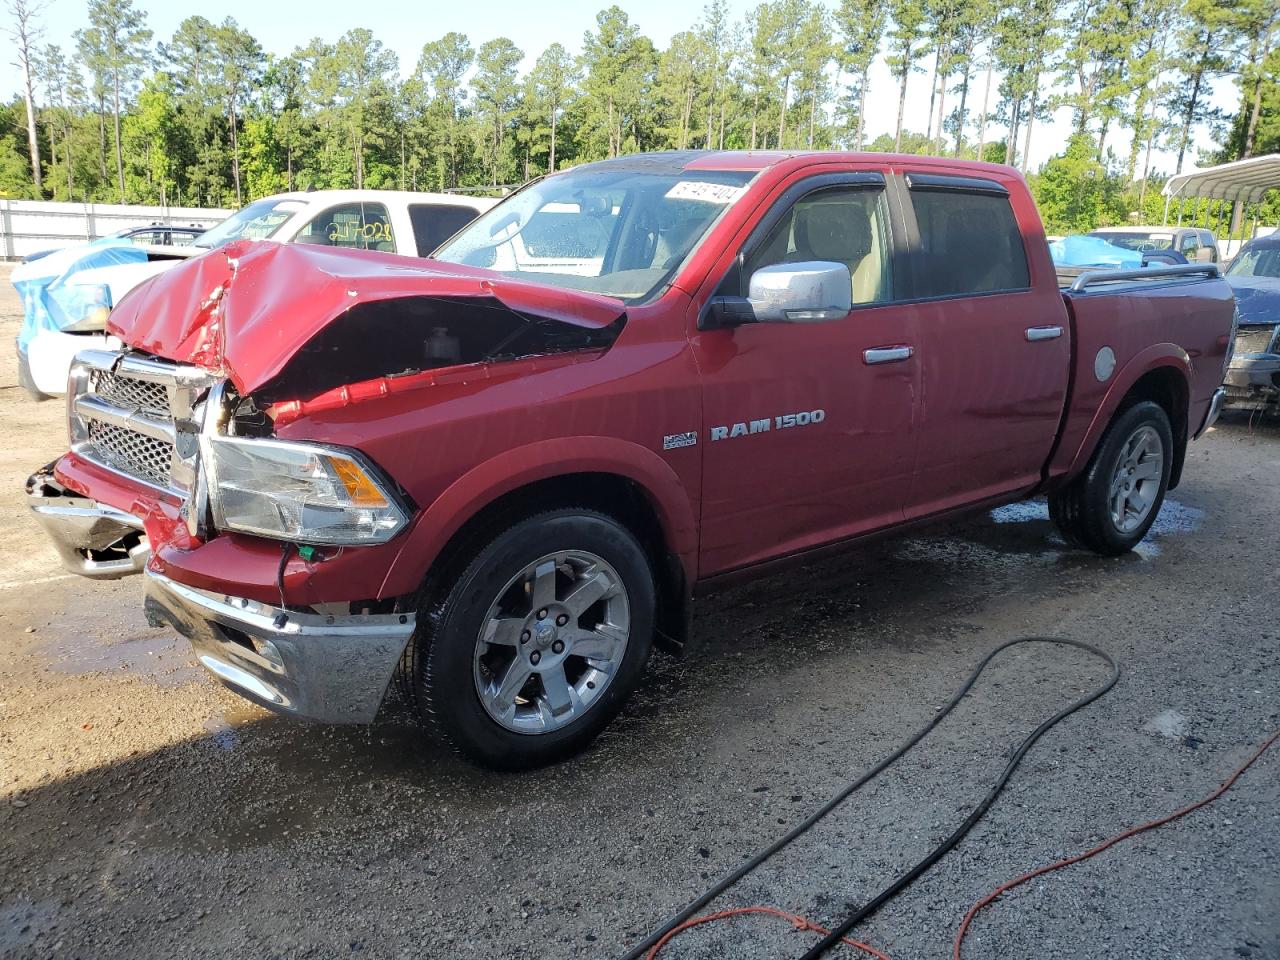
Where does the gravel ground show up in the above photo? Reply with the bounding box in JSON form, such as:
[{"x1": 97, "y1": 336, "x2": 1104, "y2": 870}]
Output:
[{"x1": 0, "y1": 262, "x2": 1277, "y2": 960}]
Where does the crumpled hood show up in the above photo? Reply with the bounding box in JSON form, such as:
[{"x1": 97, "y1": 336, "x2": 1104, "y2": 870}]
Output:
[
  {"x1": 107, "y1": 240, "x2": 626, "y2": 394},
  {"x1": 1226, "y1": 275, "x2": 1280, "y2": 326}
]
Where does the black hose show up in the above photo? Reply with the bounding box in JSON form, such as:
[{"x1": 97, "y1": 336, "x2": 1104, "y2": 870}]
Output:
[{"x1": 617, "y1": 636, "x2": 1120, "y2": 960}]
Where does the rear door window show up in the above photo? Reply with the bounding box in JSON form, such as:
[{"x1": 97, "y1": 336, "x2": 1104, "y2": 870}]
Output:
[
  {"x1": 409, "y1": 203, "x2": 483, "y2": 258},
  {"x1": 908, "y1": 179, "x2": 1030, "y2": 298},
  {"x1": 295, "y1": 202, "x2": 395, "y2": 252}
]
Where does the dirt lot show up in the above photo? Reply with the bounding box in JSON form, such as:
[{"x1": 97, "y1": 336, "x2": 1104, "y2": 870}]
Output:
[{"x1": 0, "y1": 263, "x2": 1276, "y2": 960}]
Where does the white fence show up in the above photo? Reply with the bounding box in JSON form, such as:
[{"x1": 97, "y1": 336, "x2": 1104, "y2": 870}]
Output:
[{"x1": 0, "y1": 200, "x2": 232, "y2": 260}]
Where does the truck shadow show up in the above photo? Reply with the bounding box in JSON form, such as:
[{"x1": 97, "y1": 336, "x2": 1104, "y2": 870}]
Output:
[{"x1": 5, "y1": 487, "x2": 1207, "y2": 866}]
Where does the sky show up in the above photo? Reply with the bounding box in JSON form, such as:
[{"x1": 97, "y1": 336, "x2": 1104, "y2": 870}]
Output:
[{"x1": 2, "y1": 0, "x2": 1242, "y2": 176}]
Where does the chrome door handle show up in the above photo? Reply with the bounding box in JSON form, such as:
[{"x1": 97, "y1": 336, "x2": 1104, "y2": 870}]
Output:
[
  {"x1": 1025, "y1": 325, "x2": 1064, "y2": 341},
  {"x1": 863, "y1": 345, "x2": 914, "y2": 365}
]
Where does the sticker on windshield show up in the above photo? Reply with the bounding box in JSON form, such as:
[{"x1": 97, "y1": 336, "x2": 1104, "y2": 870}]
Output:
[{"x1": 664, "y1": 181, "x2": 748, "y2": 205}]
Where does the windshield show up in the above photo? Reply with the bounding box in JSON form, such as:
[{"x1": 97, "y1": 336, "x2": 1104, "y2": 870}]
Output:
[
  {"x1": 432, "y1": 167, "x2": 755, "y2": 302},
  {"x1": 194, "y1": 198, "x2": 304, "y2": 249},
  {"x1": 1089, "y1": 231, "x2": 1175, "y2": 252},
  {"x1": 1226, "y1": 244, "x2": 1280, "y2": 279}
]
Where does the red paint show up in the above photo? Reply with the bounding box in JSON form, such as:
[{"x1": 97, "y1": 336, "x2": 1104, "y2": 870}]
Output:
[
  {"x1": 108, "y1": 240, "x2": 623, "y2": 395},
  {"x1": 66, "y1": 152, "x2": 1233, "y2": 607}
]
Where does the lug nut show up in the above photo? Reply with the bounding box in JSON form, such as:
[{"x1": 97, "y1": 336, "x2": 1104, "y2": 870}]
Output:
[
  {"x1": 537, "y1": 608, "x2": 548, "y2": 620},
  {"x1": 552, "y1": 640, "x2": 565, "y2": 654},
  {"x1": 530, "y1": 651, "x2": 541, "y2": 665},
  {"x1": 520, "y1": 630, "x2": 531, "y2": 644},
  {"x1": 556, "y1": 614, "x2": 568, "y2": 626}
]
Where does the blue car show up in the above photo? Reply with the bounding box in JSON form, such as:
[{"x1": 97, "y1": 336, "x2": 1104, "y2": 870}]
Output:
[{"x1": 1224, "y1": 234, "x2": 1280, "y2": 410}]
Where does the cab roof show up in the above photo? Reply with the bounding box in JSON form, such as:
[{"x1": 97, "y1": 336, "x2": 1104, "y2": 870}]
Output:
[
  {"x1": 574, "y1": 149, "x2": 1024, "y2": 177},
  {"x1": 262, "y1": 188, "x2": 495, "y2": 209}
]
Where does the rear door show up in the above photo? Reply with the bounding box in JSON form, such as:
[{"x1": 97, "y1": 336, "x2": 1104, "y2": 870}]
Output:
[
  {"x1": 691, "y1": 169, "x2": 920, "y2": 575},
  {"x1": 898, "y1": 171, "x2": 1071, "y2": 518}
]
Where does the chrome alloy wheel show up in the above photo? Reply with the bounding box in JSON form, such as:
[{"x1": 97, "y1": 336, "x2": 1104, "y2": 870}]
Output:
[
  {"x1": 473, "y1": 550, "x2": 631, "y2": 734},
  {"x1": 1108, "y1": 424, "x2": 1163, "y2": 533}
]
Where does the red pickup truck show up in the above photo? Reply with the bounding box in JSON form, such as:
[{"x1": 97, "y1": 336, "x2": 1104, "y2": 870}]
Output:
[{"x1": 28, "y1": 151, "x2": 1233, "y2": 769}]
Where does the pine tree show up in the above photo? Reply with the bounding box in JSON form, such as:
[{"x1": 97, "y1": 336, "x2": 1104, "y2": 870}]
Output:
[{"x1": 835, "y1": 0, "x2": 889, "y2": 150}]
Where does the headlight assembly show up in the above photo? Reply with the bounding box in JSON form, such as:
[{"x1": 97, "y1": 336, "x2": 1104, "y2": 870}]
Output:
[
  {"x1": 204, "y1": 435, "x2": 409, "y2": 545},
  {"x1": 60, "y1": 283, "x2": 113, "y2": 332}
]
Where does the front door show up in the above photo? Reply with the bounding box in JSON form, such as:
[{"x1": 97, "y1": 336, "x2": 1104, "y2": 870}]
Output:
[{"x1": 691, "y1": 172, "x2": 920, "y2": 576}]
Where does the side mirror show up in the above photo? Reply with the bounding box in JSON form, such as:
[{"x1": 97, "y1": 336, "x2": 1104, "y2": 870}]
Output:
[{"x1": 747, "y1": 261, "x2": 852, "y2": 323}]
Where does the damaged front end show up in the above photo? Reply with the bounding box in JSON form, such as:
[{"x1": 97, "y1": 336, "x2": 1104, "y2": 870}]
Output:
[
  {"x1": 27, "y1": 467, "x2": 148, "y2": 578},
  {"x1": 28, "y1": 242, "x2": 627, "y2": 722}
]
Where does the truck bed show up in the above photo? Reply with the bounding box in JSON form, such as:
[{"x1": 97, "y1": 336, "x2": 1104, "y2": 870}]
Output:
[{"x1": 1046, "y1": 264, "x2": 1235, "y2": 486}]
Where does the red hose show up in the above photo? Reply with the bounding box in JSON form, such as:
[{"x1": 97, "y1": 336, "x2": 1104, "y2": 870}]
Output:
[
  {"x1": 644, "y1": 906, "x2": 890, "y2": 960},
  {"x1": 643, "y1": 730, "x2": 1278, "y2": 960},
  {"x1": 953, "y1": 728, "x2": 1279, "y2": 959}
]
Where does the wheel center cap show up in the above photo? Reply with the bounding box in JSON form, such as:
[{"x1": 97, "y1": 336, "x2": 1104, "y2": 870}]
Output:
[{"x1": 533, "y1": 620, "x2": 557, "y2": 649}]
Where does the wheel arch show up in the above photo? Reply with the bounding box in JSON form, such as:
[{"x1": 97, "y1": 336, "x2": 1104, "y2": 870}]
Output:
[
  {"x1": 379, "y1": 438, "x2": 698, "y2": 654},
  {"x1": 1117, "y1": 366, "x2": 1190, "y2": 488},
  {"x1": 1062, "y1": 347, "x2": 1191, "y2": 488}
]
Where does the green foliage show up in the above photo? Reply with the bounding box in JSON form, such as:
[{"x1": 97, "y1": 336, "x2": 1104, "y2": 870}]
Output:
[
  {"x1": 0, "y1": 101, "x2": 42, "y2": 198},
  {"x1": 2, "y1": 0, "x2": 1272, "y2": 247},
  {"x1": 834, "y1": 0, "x2": 890, "y2": 148},
  {"x1": 1030, "y1": 132, "x2": 1121, "y2": 232}
]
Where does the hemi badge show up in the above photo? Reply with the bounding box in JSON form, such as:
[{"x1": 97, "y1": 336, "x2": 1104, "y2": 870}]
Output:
[{"x1": 663, "y1": 431, "x2": 697, "y2": 450}]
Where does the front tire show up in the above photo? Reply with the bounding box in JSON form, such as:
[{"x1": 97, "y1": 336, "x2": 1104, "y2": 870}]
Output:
[
  {"x1": 409, "y1": 509, "x2": 655, "y2": 770},
  {"x1": 1048, "y1": 400, "x2": 1173, "y2": 556}
]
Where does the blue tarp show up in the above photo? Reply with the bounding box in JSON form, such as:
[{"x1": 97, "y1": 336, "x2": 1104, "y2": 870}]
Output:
[
  {"x1": 11, "y1": 239, "x2": 149, "y2": 350},
  {"x1": 1049, "y1": 235, "x2": 1144, "y2": 269}
]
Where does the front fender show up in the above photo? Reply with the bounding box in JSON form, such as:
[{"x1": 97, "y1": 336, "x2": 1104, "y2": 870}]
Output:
[{"x1": 376, "y1": 436, "x2": 699, "y2": 598}]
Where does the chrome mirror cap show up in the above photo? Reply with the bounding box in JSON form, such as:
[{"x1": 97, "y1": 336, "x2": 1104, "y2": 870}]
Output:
[{"x1": 748, "y1": 261, "x2": 852, "y2": 323}]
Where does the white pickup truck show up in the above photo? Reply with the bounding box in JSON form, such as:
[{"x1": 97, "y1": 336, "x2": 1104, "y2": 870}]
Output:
[{"x1": 20, "y1": 189, "x2": 496, "y2": 398}]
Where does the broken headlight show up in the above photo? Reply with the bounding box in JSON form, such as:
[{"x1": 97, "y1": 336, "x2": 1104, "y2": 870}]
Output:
[
  {"x1": 59, "y1": 282, "x2": 113, "y2": 332},
  {"x1": 204, "y1": 436, "x2": 408, "y2": 545}
]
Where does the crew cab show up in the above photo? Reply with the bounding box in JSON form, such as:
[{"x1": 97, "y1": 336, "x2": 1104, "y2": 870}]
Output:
[
  {"x1": 19, "y1": 189, "x2": 494, "y2": 398},
  {"x1": 27, "y1": 152, "x2": 1234, "y2": 770}
]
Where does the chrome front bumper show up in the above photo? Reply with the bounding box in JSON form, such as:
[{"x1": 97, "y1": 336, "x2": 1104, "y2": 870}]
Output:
[
  {"x1": 27, "y1": 469, "x2": 149, "y2": 578},
  {"x1": 143, "y1": 571, "x2": 416, "y2": 724},
  {"x1": 1224, "y1": 354, "x2": 1280, "y2": 404}
]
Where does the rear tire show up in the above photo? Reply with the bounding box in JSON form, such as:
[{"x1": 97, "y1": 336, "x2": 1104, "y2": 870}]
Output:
[
  {"x1": 1048, "y1": 400, "x2": 1173, "y2": 556},
  {"x1": 408, "y1": 509, "x2": 655, "y2": 770}
]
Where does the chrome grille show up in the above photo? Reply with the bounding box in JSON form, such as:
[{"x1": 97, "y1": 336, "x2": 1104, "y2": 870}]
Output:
[
  {"x1": 69, "y1": 350, "x2": 217, "y2": 496},
  {"x1": 89, "y1": 369, "x2": 170, "y2": 418},
  {"x1": 86, "y1": 420, "x2": 174, "y2": 488}
]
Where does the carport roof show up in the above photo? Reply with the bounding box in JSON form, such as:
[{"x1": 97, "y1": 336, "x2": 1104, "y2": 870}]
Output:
[{"x1": 1162, "y1": 154, "x2": 1280, "y2": 204}]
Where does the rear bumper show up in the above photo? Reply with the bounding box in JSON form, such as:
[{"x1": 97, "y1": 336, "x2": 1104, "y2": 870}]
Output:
[
  {"x1": 143, "y1": 570, "x2": 416, "y2": 724},
  {"x1": 26, "y1": 468, "x2": 149, "y2": 578},
  {"x1": 1193, "y1": 387, "x2": 1226, "y2": 439}
]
